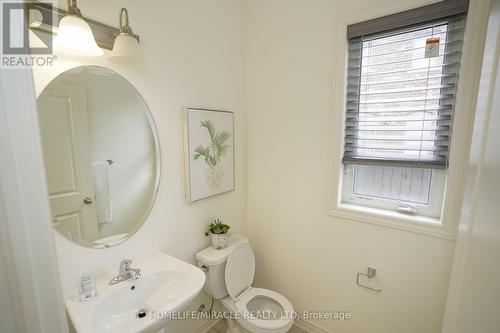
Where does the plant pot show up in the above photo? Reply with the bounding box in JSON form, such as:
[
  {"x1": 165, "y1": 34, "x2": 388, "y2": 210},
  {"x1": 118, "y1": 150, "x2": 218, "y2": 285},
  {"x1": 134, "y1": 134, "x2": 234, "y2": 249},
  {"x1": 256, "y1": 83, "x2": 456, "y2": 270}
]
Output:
[{"x1": 210, "y1": 233, "x2": 229, "y2": 249}]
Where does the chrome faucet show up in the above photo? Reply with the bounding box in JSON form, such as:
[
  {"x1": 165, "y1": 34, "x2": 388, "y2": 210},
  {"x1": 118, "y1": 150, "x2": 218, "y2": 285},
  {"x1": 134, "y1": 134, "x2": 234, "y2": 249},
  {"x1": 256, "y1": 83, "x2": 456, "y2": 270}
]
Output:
[{"x1": 109, "y1": 259, "x2": 141, "y2": 285}]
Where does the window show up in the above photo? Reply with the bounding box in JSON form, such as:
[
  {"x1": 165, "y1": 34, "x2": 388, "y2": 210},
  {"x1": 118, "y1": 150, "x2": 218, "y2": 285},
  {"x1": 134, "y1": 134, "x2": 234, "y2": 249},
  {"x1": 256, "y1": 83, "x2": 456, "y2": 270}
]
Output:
[{"x1": 341, "y1": 2, "x2": 467, "y2": 219}]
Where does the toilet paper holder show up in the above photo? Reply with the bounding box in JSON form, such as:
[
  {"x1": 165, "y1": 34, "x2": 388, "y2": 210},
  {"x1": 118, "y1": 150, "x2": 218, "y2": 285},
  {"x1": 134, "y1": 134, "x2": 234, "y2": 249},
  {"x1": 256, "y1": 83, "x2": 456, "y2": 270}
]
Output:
[{"x1": 356, "y1": 267, "x2": 382, "y2": 292}]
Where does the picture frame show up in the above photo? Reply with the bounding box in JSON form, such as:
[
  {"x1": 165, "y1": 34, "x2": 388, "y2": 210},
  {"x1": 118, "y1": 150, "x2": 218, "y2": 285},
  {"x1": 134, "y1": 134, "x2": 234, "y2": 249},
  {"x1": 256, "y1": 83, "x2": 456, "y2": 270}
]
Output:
[{"x1": 183, "y1": 107, "x2": 235, "y2": 203}]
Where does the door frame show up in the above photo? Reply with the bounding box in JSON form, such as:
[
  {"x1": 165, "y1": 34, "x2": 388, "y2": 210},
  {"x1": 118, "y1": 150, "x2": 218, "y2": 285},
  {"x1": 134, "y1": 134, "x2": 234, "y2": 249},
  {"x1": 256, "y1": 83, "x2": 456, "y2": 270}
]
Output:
[
  {"x1": 441, "y1": 0, "x2": 500, "y2": 331},
  {"x1": 0, "y1": 67, "x2": 68, "y2": 332}
]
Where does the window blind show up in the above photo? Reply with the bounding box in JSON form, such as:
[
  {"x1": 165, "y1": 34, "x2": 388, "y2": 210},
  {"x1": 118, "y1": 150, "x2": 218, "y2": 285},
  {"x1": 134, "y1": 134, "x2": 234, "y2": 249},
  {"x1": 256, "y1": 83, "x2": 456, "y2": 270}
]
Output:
[{"x1": 343, "y1": 14, "x2": 466, "y2": 169}]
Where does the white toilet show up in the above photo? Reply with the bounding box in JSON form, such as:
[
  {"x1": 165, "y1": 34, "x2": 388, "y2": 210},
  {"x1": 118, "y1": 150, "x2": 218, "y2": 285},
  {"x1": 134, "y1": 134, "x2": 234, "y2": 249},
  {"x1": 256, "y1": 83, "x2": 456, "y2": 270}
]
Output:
[{"x1": 196, "y1": 235, "x2": 294, "y2": 333}]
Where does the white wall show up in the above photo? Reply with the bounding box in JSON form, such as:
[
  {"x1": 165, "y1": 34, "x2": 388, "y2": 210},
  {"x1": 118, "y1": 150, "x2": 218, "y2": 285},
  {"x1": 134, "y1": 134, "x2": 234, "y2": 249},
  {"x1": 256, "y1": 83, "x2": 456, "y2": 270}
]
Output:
[
  {"x1": 442, "y1": 1, "x2": 500, "y2": 332},
  {"x1": 32, "y1": 0, "x2": 246, "y2": 331},
  {"x1": 243, "y1": 1, "x2": 487, "y2": 333}
]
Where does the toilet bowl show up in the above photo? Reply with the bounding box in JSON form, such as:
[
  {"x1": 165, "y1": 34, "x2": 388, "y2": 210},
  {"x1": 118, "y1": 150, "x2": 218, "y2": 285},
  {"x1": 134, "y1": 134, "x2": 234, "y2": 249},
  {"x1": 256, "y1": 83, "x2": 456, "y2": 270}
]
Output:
[
  {"x1": 221, "y1": 287, "x2": 294, "y2": 333},
  {"x1": 195, "y1": 236, "x2": 294, "y2": 333}
]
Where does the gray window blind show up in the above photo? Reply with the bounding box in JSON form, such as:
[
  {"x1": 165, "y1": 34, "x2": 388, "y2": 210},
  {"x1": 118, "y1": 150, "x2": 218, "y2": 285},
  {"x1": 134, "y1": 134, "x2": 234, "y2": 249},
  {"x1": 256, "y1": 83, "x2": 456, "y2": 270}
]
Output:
[
  {"x1": 347, "y1": 0, "x2": 469, "y2": 39},
  {"x1": 343, "y1": 14, "x2": 466, "y2": 169}
]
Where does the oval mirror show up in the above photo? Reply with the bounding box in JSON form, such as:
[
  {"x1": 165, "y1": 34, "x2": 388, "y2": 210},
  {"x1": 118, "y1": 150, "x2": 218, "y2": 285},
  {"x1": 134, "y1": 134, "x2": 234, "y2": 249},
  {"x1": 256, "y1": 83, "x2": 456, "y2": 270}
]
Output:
[{"x1": 37, "y1": 66, "x2": 160, "y2": 248}]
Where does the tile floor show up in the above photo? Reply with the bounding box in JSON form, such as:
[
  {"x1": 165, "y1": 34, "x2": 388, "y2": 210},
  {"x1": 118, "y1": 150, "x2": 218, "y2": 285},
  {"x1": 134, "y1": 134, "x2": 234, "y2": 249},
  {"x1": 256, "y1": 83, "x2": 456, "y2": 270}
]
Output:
[
  {"x1": 206, "y1": 320, "x2": 306, "y2": 333},
  {"x1": 206, "y1": 320, "x2": 227, "y2": 333}
]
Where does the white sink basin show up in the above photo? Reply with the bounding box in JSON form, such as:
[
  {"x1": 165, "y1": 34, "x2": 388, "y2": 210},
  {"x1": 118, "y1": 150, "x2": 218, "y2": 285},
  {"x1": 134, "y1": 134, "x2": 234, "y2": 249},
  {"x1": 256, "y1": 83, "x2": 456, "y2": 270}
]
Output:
[{"x1": 66, "y1": 253, "x2": 205, "y2": 333}]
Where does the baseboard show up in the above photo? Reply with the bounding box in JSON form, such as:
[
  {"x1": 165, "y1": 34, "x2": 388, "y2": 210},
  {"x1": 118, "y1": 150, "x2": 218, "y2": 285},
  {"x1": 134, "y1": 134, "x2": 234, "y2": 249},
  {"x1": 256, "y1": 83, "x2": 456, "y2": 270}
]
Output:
[
  {"x1": 293, "y1": 319, "x2": 333, "y2": 333},
  {"x1": 191, "y1": 317, "x2": 332, "y2": 333},
  {"x1": 194, "y1": 318, "x2": 222, "y2": 333}
]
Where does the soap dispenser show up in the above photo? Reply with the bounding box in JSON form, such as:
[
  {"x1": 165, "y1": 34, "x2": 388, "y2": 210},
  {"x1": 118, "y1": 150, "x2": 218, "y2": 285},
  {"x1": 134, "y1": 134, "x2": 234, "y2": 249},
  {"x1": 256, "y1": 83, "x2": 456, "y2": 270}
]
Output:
[{"x1": 78, "y1": 270, "x2": 96, "y2": 301}]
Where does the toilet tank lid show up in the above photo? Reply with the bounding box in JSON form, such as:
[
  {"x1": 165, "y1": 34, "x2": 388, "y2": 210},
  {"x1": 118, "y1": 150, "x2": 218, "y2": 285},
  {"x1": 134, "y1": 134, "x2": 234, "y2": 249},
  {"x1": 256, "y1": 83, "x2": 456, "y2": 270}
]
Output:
[{"x1": 195, "y1": 235, "x2": 248, "y2": 266}]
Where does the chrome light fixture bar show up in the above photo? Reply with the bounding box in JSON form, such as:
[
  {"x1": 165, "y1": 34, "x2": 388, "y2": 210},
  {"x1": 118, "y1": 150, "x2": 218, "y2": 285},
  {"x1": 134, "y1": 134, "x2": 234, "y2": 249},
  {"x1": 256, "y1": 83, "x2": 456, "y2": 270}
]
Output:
[{"x1": 28, "y1": 0, "x2": 140, "y2": 51}]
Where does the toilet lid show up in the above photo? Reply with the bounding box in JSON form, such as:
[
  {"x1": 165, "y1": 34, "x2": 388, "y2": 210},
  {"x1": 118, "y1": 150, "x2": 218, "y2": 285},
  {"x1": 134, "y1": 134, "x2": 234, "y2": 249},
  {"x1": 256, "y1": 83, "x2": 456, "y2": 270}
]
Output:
[{"x1": 225, "y1": 243, "x2": 255, "y2": 300}]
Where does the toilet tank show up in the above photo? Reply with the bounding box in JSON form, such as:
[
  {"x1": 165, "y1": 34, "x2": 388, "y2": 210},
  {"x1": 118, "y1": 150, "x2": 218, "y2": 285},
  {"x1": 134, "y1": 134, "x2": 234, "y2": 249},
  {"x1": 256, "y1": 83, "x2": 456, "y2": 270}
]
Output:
[{"x1": 195, "y1": 235, "x2": 248, "y2": 299}]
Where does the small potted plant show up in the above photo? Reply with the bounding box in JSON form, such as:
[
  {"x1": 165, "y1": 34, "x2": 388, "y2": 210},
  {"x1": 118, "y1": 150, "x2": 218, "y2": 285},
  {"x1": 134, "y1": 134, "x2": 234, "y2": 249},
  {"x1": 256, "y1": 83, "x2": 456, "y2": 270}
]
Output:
[{"x1": 205, "y1": 219, "x2": 230, "y2": 249}]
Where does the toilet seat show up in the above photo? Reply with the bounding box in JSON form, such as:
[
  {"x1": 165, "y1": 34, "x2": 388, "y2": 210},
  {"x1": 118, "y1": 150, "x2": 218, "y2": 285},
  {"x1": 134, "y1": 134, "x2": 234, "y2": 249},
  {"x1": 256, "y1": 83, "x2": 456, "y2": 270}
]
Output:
[
  {"x1": 223, "y1": 244, "x2": 294, "y2": 333},
  {"x1": 225, "y1": 243, "x2": 255, "y2": 301}
]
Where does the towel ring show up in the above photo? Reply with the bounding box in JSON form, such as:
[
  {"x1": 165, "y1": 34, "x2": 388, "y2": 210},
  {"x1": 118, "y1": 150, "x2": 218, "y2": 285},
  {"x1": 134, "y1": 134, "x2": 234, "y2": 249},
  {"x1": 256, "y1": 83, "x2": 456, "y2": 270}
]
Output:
[{"x1": 356, "y1": 267, "x2": 382, "y2": 292}]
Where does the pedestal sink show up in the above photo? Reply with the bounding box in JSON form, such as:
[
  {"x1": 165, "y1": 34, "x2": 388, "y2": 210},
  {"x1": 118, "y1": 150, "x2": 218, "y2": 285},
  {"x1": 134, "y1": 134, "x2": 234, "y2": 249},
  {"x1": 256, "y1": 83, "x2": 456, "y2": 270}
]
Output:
[{"x1": 66, "y1": 253, "x2": 206, "y2": 333}]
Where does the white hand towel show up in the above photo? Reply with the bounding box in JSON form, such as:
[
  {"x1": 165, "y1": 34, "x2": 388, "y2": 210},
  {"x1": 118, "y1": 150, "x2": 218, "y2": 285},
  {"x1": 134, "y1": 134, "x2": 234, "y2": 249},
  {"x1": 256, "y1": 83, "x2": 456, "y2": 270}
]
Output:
[{"x1": 91, "y1": 162, "x2": 113, "y2": 224}]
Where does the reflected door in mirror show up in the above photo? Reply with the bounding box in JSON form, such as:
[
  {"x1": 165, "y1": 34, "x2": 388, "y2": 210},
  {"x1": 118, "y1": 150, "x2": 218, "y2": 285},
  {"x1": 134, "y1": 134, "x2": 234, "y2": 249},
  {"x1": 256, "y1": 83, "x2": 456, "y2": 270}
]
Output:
[{"x1": 38, "y1": 84, "x2": 98, "y2": 242}]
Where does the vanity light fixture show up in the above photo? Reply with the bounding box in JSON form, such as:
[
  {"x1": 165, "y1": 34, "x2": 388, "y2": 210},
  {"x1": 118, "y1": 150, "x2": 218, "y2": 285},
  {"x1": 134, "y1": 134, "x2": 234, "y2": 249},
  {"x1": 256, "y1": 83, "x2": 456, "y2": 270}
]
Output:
[
  {"x1": 54, "y1": 0, "x2": 103, "y2": 56},
  {"x1": 110, "y1": 8, "x2": 142, "y2": 62}
]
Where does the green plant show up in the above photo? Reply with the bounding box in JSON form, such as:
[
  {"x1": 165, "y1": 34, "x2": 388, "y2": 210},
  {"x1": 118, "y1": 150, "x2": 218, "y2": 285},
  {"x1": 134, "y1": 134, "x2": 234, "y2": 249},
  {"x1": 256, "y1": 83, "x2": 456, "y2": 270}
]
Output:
[
  {"x1": 193, "y1": 120, "x2": 231, "y2": 169},
  {"x1": 205, "y1": 219, "x2": 230, "y2": 236}
]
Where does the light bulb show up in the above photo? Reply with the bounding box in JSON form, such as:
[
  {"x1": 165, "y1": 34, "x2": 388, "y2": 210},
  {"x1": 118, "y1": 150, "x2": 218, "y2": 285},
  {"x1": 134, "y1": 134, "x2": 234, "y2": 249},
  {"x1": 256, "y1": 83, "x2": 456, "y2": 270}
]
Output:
[
  {"x1": 54, "y1": 15, "x2": 103, "y2": 56},
  {"x1": 111, "y1": 33, "x2": 142, "y2": 62}
]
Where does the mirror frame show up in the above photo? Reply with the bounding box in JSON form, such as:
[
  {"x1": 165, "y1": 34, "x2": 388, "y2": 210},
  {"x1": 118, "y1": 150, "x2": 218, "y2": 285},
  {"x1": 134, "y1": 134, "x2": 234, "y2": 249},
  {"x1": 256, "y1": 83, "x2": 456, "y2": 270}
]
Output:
[{"x1": 37, "y1": 65, "x2": 161, "y2": 249}]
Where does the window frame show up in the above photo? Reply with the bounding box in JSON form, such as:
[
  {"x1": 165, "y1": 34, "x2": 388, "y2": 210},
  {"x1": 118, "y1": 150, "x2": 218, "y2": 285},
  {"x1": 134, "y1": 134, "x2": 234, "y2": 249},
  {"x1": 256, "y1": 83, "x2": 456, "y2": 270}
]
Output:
[
  {"x1": 341, "y1": 165, "x2": 447, "y2": 218},
  {"x1": 327, "y1": 0, "x2": 485, "y2": 240},
  {"x1": 340, "y1": 19, "x2": 458, "y2": 220}
]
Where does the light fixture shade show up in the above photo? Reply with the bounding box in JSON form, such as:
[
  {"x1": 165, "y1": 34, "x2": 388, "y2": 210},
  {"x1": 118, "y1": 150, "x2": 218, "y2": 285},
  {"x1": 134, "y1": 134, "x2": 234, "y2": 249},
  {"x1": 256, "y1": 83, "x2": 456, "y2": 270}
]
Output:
[
  {"x1": 111, "y1": 33, "x2": 142, "y2": 62},
  {"x1": 54, "y1": 15, "x2": 103, "y2": 56}
]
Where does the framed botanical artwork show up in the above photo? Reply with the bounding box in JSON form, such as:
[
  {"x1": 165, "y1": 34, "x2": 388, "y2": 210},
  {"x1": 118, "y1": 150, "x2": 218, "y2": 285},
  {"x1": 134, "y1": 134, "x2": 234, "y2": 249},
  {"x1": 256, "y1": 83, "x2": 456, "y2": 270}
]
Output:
[{"x1": 183, "y1": 107, "x2": 235, "y2": 202}]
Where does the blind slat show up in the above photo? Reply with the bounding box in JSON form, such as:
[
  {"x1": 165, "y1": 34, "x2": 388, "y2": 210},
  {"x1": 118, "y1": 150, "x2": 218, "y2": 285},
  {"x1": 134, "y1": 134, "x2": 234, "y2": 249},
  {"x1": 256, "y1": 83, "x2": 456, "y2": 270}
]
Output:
[
  {"x1": 348, "y1": 95, "x2": 455, "y2": 104},
  {"x1": 345, "y1": 134, "x2": 451, "y2": 139},
  {"x1": 347, "y1": 84, "x2": 456, "y2": 96},
  {"x1": 347, "y1": 74, "x2": 457, "y2": 87},
  {"x1": 343, "y1": 157, "x2": 447, "y2": 169},
  {"x1": 343, "y1": 14, "x2": 466, "y2": 169},
  {"x1": 345, "y1": 145, "x2": 448, "y2": 152},
  {"x1": 346, "y1": 118, "x2": 451, "y2": 124},
  {"x1": 346, "y1": 105, "x2": 453, "y2": 113},
  {"x1": 345, "y1": 138, "x2": 450, "y2": 143},
  {"x1": 348, "y1": 63, "x2": 460, "y2": 77},
  {"x1": 347, "y1": 128, "x2": 450, "y2": 132},
  {"x1": 349, "y1": 52, "x2": 461, "y2": 69},
  {"x1": 349, "y1": 45, "x2": 462, "y2": 61},
  {"x1": 347, "y1": 106, "x2": 453, "y2": 114},
  {"x1": 349, "y1": 31, "x2": 464, "y2": 51}
]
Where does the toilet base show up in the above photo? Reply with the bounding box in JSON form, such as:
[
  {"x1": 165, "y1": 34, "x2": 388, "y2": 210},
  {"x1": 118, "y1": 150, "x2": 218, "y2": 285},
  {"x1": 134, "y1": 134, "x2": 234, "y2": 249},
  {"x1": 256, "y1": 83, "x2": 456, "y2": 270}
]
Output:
[
  {"x1": 226, "y1": 318, "x2": 246, "y2": 333},
  {"x1": 225, "y1": 318, "x2": 294, "y2": 333}
]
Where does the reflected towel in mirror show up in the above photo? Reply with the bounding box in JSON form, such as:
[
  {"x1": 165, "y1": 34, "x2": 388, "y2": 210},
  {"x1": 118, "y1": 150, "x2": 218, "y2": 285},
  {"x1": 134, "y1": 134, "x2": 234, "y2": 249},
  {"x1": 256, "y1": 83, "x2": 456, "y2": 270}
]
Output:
[{"x1": 92, "y1": 162, "x2": 113, "y2": 224}]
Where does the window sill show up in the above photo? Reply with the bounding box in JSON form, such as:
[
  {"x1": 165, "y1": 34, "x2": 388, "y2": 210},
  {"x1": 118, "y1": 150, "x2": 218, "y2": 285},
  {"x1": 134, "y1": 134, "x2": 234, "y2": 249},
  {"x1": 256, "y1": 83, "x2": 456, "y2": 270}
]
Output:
[{"x1": 328, "y1": 203, "x2": 456, "y2": 240}]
